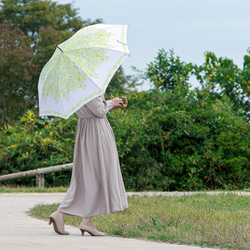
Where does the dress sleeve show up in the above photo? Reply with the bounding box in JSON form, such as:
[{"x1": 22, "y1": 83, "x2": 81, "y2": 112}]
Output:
[{"x1": 86, "y1": 96, "x2": 114, "y2": 117}]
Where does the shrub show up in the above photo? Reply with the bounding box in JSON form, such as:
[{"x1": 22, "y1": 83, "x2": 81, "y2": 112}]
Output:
[
  {"x1": 0, "y1": 88, "x2": 249, "y2": 191},
  {"x1": 0, "y1": 111, "x2": 77, "y2": 186},
  {"x1": 109, "y1": 87, "x2": 250, "y2": 191}
]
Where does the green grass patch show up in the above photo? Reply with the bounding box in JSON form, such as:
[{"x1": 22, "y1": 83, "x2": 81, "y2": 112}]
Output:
[
  {"x1": 29, "y1": 193, "x2": 250, "y2": 250},
  {"x1": 0, "y1": 186, "x2": 68, "y2": 193},
  {"x1": 0, "y1": 186, "x2": 249, "y2": 193}
]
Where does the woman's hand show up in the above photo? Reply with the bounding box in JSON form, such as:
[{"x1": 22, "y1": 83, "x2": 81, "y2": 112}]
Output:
[
  {"x1": 109, "y1": 95, "x2": 128, "y2": 112},
  {"x1": 111, "y1": 97, "x2": 124, "y2": 108}
]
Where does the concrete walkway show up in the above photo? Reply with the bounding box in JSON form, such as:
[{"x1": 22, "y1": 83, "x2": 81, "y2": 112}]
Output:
[{"x1": 0, "y1": 192, "x2": 247, "y2": 250}]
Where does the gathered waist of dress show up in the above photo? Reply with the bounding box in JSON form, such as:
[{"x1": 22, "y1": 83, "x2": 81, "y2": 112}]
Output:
[{"x1": 78, "y1": 115, "x2": 106, "y2": 119}]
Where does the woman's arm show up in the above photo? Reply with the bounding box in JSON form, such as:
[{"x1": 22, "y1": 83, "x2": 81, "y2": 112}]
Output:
[{"x1": 86, "y1": 96, "x2": 124, "y2": 117}]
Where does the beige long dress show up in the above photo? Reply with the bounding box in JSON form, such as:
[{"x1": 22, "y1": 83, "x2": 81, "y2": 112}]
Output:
[{"x1": 58, "y1": 95, "x2": 128, "y2": 218}]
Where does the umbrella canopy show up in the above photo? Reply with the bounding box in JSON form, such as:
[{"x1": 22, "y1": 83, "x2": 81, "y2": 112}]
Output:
[{"x1": 38, "y1": 24, "x2": 130, "y2": 119}]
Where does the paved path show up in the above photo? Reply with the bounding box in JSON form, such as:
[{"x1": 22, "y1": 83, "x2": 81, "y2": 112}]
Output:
[{"x1": 0, "y1": 192, "x2": 247, "y2": 250}]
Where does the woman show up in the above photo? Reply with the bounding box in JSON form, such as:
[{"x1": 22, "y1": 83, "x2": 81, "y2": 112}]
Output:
[{"x1": 49, "y1": 95, "x2": 128, "y2": 236}]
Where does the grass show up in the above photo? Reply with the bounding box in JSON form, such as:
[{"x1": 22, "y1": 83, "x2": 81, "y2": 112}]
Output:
[
  {"x1": 0, "y1": 186, "x2": 249, "y2": 193},
  {"x1": 0, "y1": 186, "x2": 68, "y2": 193},
  {"x1": 29, "y1": 193, "x2": 250, "y2": 250}
]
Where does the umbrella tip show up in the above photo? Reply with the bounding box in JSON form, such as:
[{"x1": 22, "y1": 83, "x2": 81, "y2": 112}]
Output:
[{"x1": 56, "y1": 45, "x2": 63, "y2": 53}]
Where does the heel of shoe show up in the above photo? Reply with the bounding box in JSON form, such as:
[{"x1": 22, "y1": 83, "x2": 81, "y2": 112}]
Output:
[
  {"x1": 49, "y1": 217, "x2": 54, "y2": 225},
  {"x1": 80, "y1": 229, "x2": 86, "y2": 236},
  {"x1": 49, "y1": 217, "x2": 59, "y2": 234},
  {"x1": 48, "y1": 212, "x2": 69, "y2": 235}
]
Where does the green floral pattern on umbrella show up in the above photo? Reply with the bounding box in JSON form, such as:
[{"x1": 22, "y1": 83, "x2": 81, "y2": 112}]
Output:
[
  {"x1": 41, "y1": 29, "x2": 112, "y2": 103},
  {"x1": 38, "y1": 24, "x2": 130, "y2": 119}
]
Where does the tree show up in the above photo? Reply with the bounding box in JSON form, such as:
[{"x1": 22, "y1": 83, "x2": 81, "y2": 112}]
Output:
[
  {"x1": 146, "y1": 49, "x2": 193, "y2": 92},
  {"x1": 107, "y1": 67, "x2": 139, "y2": 96},
  {"x1": 241, "y1": 48, "x2": 250, "y2": 113},
  {"x1": 193, "y1": 50, "x2": 250, "y2": 119},
  {"x1": 0, "y1": 0, "x2": 104, "y2": 123},
  {"x1": 0, "y1": 0, "x2": 91, "y2": 39},
  {"x1": 34, "y1": 26, "x2": 68, "y2": 65},
  {"x1": 0, "y1": 22, "x2": 37, "y2": 124},
  {"x1": 146, "y1": 48, "x2": 250, "y2": 120},
  {"x1": 0, "y1": 0, "x2": 136, "y2": 123},
  {"x1": 0, "y1": 0, "x2": 103, "y2": 52}
]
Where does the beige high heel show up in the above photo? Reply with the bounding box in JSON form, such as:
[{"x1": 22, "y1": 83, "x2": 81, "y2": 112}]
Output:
[
  {"x1": 49, "y1": 211, "x2": 69, "y2": 235},
  {"x1": 79, "y1": 222, "x2": 105, "y2": 236}
]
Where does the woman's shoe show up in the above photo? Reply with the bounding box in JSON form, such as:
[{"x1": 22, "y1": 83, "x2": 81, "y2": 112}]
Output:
[
  {"x1": 49, "y1": 211, "x2": 69, "y2": 235},
  {"x1": 79, "y1": 222, "x2": 105, "y2": 236}
]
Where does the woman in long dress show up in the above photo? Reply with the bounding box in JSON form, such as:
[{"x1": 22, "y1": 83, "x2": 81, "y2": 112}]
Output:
[{"x1": 49, "y1": 95, "x2": 128, "y2": 236}]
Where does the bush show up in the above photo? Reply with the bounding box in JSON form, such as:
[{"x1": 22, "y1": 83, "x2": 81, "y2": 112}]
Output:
[
  {"x1": 109, "y1": 87, "x2": 250, "y2": 191},
  {"x1": 0, "y1": 88, "x2": 249, "y2": 190},
  {"x1": 0, "y1": 111, "x2": 77, "y2": 186}
]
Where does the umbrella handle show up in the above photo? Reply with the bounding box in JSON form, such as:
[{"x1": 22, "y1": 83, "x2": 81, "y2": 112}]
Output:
[{"x1": 121, "y1": 96, "x2": 128, "y2": 107}]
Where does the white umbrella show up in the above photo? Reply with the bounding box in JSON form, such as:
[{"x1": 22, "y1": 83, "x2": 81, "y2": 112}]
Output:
[{"x1": 38, "y1": 24, "x2": 130, "y2": 119}]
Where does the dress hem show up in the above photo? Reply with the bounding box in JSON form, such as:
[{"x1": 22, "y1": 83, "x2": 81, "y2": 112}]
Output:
[{"x1": 58, "y1": 205, "x2": 129, "y2": 218}]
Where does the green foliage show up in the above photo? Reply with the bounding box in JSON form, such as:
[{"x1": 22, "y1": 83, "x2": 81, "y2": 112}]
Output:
[
  {"x1": 147, "y1": 49, "x2": 250, "y2": 120},
  {"x1": 0, "y1": 111, "x2": 77, "y2": 186},
  {"x1": 0, "y1": 0, "x2": 133, "y2": 125},
  {"x1": 0, "y1": 86, "x2": 249, "y2": 190},
  {"x1": 0, "y1": 22, "x2": 38, "y2": 124},
  {"x1": 193, "y1": 50, "x2": 250, "y2": 119},
  {"x1": 146, "y1": 49, "x2": 193, "y2": 91},
  {"x1": 1, "y1": 45, "x2": 250, "y2": 191},
  {"x1": 0, "y1": 6, "x2": 249, "y2": 192},
  {"x1": 0, "y1": 0, "x2": 83, "y2": 38},
  {"x1": 108, "y1": 88, "x2": 250, "y2": 191},
  {"x1": 35, "y1": 26, "x2": 69, "y2": 67},
  {"x1": 107, "y1": 67, "x2": 139, "y2": 96}
]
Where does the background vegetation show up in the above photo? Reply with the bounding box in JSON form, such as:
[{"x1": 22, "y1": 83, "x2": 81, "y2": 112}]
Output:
[{"x1": 0, "y1": 0, "x2": 249, "y2": 191}]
